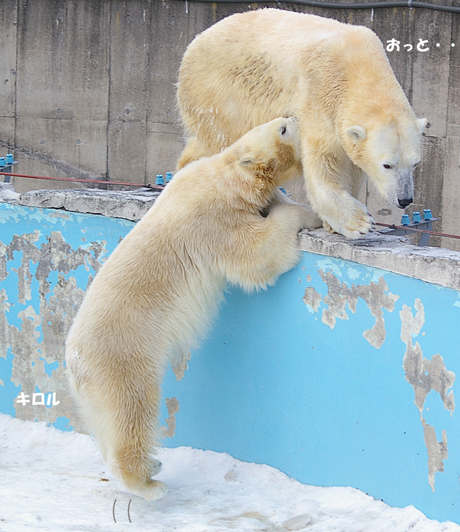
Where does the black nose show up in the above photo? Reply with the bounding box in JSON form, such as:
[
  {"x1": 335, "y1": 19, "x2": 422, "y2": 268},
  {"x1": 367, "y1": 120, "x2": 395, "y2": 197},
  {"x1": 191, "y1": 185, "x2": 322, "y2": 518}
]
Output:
[{"x1": 398, "y1": 198, "x2": 413, "y2": 209}]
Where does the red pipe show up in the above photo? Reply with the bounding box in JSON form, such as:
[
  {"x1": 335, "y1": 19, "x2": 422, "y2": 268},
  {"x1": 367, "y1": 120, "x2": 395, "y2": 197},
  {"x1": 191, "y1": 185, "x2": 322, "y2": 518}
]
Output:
[
  {"x1": 375, "y1": 222, "x2": 460, "y2": 240},
  {"x1": 0, "y1": 172, "x2": 165, "y2": 190},
  {"x1": 2, "y1": 171, "x2": 460, "y2": 240}
]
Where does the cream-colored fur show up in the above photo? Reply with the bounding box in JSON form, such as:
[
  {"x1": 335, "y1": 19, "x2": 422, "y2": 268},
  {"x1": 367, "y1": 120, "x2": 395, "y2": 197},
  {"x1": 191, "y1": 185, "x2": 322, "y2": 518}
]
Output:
[
  {"x1": 65, "y1": 117, "x2": 320, "y2": 500},
  {"x1": 177, "y1": 8, "x2": 427, "y2": 239}
]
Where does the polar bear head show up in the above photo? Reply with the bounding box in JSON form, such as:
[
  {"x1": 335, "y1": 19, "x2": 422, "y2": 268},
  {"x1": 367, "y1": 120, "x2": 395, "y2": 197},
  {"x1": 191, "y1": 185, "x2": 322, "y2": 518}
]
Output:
[
  {"x1": 344, "y1": 116, "x2": 427, "y2": 209},
  {"x1": 235, "y1": 116, "x2": 302, "y2": 187}
]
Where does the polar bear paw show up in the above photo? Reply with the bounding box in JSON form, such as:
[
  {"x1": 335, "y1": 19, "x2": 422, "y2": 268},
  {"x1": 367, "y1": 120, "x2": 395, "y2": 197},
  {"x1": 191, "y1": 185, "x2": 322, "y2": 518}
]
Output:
[
  {"x1": 343, "y1": 206, "x2": 375, "y2": 239},
  {"x1": 323, "y1": 202, "x2": 375, "y2": 239},
  {"x1": 130, "y1": 479, "x2": 168, "y2": 501}
]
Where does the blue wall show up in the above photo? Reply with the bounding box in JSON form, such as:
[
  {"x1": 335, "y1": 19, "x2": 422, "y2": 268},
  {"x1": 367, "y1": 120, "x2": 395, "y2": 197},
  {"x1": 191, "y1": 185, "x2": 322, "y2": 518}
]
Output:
[{"x1": 1, "y1": 202, "x2": 459, "y2": 523}]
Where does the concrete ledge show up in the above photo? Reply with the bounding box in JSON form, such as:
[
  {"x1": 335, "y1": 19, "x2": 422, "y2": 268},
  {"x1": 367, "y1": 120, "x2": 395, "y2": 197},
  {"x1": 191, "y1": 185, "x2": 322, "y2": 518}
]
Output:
[
  {"x1": 301, "y1": 229, "x2": 460, "y2": 291},
  {"x1": 4, "y1": 185, "x2": 460, "y2": 291},
  {"x1": 0, "y1": 183, "x2": 20, "y2": 202},
  {"x1": 17, "y1": 187, "x2": 161, "y2": 221}
]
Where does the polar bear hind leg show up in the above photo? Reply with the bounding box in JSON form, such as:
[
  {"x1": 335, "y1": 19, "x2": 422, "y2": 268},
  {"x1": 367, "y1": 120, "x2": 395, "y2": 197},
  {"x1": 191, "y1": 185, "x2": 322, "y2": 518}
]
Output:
[{"x1": 80, "y1": 374, "x2": 167, "y2": 500}]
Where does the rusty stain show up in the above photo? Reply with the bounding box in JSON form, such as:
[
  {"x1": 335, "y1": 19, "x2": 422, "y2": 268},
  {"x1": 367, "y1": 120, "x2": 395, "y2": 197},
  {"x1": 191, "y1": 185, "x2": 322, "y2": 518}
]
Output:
[
  {"x1": 401, "y1": 300, "x2": 455, "y2": 491},
  {"x1": 303, "y1": 271, "x2": 398, "y2": 348},
  {"x1": 161, "y1": 397, "x2": 180, "y2": 438}
]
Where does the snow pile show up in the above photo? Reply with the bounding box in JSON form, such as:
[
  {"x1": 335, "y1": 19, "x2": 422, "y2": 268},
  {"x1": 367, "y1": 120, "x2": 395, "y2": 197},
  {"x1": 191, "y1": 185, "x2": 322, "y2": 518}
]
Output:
[{"x1": 0, "y1": 414, "x2": 458, "y2": 532}]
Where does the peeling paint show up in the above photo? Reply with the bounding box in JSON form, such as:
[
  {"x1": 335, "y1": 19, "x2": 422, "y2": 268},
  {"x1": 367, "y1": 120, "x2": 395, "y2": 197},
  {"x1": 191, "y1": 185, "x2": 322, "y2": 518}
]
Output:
[
  {"x1": 0, "y1": 242, "x2": 7, "y2": 281},
  {"x1": 303, "y1": 271, "x2": 398, "y2": 348},
  {"x1": 302, "y1": 287, "x2": 321, "y2": 313},
  {"x1": 401, "y1": 300, "x2": 455, "y2": 491},
  {"x1": 400, "y1": 298, "x2": 425, "y2": 342},
  {"x1": 424, "y1": 424, "x2": 448, "y2": 492},
  {"x1": 1, "y1": 228, "x2": 108, "y2": 430},
  {"x1": 319, "y1": 270, "x2": 358, "y2": 328},
  {"x1": 0, "y1": 289, "x2": 9, "y2": 360},
  {"x1": 354, "y1": 277, "x2": 399, "y2": 349},
  {"x1": 403, "y1": 346, "x2": 455, "y2": 417},
  {"x1": 3, "y1": 202, "x2": 460, "y2": 521},
  {"x1": 172, "y1": 350, "x2": 192, "y2": 381},
  {"x1": 161, "y1": 397, "x2": 180, "y2": 438},
  {"x1": 347, "y1": 267, "x2": 361, "y2": 281}
]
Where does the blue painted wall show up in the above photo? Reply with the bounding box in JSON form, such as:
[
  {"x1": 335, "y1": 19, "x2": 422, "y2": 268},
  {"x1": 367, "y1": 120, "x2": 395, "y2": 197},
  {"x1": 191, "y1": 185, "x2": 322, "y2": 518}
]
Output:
[{"x1": 1, "y1": 202, "x2": 459, "y2": 523}]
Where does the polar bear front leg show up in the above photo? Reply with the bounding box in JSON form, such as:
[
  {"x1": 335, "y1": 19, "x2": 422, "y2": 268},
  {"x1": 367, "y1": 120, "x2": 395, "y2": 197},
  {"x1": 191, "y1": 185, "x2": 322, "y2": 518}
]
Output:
[
  {"x1": 319, "y1": 192, "x2": 374, "y2": 239},
  {"x1": 302, "y1": 155, "x2": 374, "y2": 239},
  {"x1": 265, "y1": 188, "x2": 323, "y2": 228},
  {"x1": 226, "y1": 203, "x2": 317, "y2": 290}
]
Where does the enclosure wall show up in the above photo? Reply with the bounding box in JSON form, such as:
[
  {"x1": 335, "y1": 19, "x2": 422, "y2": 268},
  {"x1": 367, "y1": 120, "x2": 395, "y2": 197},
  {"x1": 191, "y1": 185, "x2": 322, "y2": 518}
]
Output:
[{"x1": 1, "y1": 199, "x2": 460, "y2": 522}]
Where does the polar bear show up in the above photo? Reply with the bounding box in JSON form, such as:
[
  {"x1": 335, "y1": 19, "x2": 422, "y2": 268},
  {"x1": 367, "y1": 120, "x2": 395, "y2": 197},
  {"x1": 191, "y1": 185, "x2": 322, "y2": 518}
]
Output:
[
  {"x1": 177, "y1": 8, "x2": 427, "y2": 239},
  {"x1": 65, "y1": 117, "x2": 320, "y2": 500}
]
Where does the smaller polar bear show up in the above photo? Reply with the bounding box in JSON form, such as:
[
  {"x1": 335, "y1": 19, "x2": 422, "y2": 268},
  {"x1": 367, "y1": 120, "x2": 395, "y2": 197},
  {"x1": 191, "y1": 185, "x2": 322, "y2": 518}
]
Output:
[
  {"x1": 177, "y1": 8, "x2": 427, "y2": 239},
  {"x1": 65, "y1": 117, "x2": 320, "y2": 500}
]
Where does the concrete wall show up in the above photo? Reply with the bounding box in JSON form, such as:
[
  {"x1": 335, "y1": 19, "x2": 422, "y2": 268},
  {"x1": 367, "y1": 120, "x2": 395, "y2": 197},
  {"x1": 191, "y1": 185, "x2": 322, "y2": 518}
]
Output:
[
  {"x1": 1, "y1": 192, "x2": 460, "y2": 522},
  {"x1": 0, "y1": 0, "x2": 459, "y2": 248}
]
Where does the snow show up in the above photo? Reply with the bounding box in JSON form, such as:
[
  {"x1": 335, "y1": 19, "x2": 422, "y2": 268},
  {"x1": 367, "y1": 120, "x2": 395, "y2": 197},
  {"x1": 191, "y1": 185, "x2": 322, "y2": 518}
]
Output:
[
  {"x1": 0, "y1": 184, "x2": 19, "y2": 202},
  {"x1": 0, "y1": 413, "x2": 458, "y2": 532}
]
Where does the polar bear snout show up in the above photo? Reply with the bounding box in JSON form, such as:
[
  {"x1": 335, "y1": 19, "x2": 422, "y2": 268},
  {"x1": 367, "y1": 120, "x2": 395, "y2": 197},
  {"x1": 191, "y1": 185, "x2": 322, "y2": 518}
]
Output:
[
  {"x1": 395, "y1": 173, "x2": 414, "y2": 209},
  {"x1": 381, "y1": 172, "x2": 413, "y2": 210},
  {"x1": 398, "y1": 196, "x2": 413, "y2": 209}
]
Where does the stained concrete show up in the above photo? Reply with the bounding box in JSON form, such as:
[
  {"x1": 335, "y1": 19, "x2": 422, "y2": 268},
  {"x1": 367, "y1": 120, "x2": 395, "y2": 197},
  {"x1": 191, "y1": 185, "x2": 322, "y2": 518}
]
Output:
[
  {"x1": 7, "y1": 184, "x2": 460, "y2": 291},
  {"x1": 17, "y1": 187, "x2": 161, "y2": 221},
  {"x1": 300, "y1": 229, "x2": 460, "y2": 291}
]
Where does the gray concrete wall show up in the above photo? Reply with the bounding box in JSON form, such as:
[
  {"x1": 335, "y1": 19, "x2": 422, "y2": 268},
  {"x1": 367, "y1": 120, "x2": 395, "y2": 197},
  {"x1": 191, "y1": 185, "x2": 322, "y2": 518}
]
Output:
[{"x1": 0, "y1": 0, "x2": 459, "y2": 249}]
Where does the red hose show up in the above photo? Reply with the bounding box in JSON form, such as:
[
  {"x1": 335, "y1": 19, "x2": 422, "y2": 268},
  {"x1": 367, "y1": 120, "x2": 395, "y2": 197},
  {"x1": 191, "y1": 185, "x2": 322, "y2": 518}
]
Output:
[
  {"x1": 0, "y1": 171, "x2": 164, "y2": 190},
  {"x1": 2, "y1": 171, "x2": 460, "y2": 240}
]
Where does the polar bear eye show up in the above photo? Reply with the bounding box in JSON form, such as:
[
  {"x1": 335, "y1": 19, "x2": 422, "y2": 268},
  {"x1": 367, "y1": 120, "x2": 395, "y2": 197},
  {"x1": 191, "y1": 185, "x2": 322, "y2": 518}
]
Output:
[
  {"x1": 383, "y1": 164, "x2": 393, "y2": 170},
  {"x1": 280, "y1": 125, "x2": 287, "y2": 136},
  {"x1": 413, "y1": 162, "x2": 419, "y2": 169}
]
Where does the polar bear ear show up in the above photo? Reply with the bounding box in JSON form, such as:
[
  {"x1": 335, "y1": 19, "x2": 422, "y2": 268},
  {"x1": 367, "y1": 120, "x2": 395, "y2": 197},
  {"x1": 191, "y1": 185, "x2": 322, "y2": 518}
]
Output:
[
  {"x1": 346, "y1": 126, "x2": 367, "y2": 143},
  {"x1": 417, "y1": 118, "x2": 428, "y2": 131},
  {"x1": 239, "y1": 154, "x2": 256, "y2": 168}
]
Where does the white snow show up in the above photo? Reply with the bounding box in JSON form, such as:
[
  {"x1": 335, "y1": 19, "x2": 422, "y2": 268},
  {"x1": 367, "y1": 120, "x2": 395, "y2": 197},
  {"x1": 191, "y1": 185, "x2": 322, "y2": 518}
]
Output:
[
  {"x1": 0, "y1": 184, "x2": 20, "y2": 201},
  {"x1": 0, "y1": 413, "x2": 458, "y2": 532}
]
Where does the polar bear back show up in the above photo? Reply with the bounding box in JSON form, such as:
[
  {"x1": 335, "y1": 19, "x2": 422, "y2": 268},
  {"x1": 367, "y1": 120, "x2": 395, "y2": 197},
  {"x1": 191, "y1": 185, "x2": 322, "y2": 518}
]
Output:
[{"x1": 178, "y1": 8, "x2": 393, "y2": 151}]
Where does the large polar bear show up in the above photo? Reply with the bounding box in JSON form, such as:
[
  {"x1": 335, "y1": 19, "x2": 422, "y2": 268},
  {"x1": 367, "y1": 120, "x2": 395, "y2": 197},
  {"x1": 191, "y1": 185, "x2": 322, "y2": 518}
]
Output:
[
  {"x1": 177, "y1": 8, "x2": 427, "y2": 239},
  {"x1": 65, "y1": 117, "x2": 320, "y2": 500}
]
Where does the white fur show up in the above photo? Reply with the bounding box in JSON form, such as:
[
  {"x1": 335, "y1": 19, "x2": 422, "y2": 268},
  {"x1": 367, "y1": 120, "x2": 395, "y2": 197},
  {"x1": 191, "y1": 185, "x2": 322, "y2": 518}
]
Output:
[
  {"x1": 177, "y1": 8, "x2": 427, "y2": 239},
  {"x1": 65, "y1": 117, "x2": 321, "y2": 500}
]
